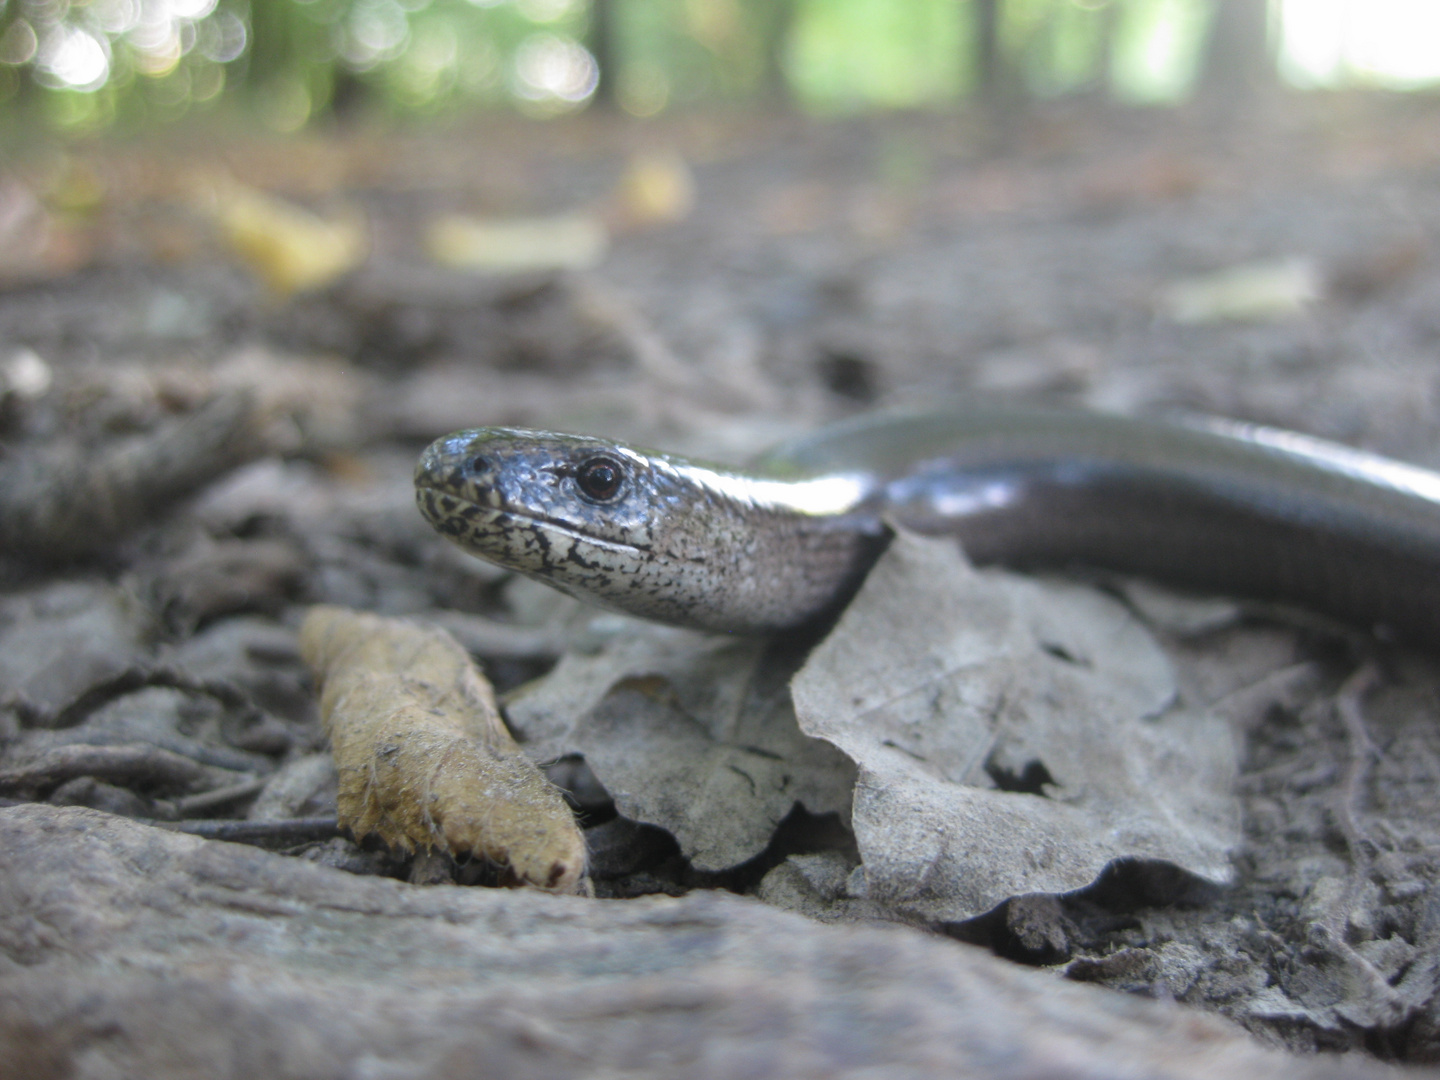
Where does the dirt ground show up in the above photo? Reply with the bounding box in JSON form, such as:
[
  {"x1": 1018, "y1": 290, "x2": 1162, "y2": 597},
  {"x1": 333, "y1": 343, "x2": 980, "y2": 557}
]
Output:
[{"x1": 4, "y1": 93, "x2": 1440, "y2": 1072}]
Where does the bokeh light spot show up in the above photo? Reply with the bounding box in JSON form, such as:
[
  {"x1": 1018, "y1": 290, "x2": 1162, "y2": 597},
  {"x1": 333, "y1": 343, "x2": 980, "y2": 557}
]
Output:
[
  {"x1": 515, "y1": 0, "x2": 578, "y2": 24},
  {"x1": 339, "y1": 0, "x2": 410, "y2": 70},
  {"x1": 196, "y1": 10, "x2": 245, "y2": 63},
  {"x1": 511, "y1": 32, "x2": 595, "y2": 109},
  {"x1": 256, "y1": 74, "x2": 312, "y2": 131},
  {"x1": 0, "y1": 18, "x2": 38, "y2": 64},
  {"x1": 618, "y1": 63, "x2": 669, "y2": 117},
  {"x1": 35, "y1": 24, "x2": 109, "y2": 90}
]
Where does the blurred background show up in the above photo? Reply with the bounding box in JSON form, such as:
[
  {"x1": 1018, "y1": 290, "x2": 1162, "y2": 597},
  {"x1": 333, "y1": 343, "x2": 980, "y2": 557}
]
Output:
[
  {"x1": 3, "y1": 0, "x2": 1440, "y2": 461},
  {"x1": 0, "y1": 0, "x2": 1436, "y2": 133}
]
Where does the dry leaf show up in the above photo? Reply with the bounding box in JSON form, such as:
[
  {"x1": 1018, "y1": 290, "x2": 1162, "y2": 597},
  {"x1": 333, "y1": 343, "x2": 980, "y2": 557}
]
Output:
[
  {"x1": 1161, "y1": 258, "x2": 1320, "y2": 324},
  {"x1": 0, "y1": 178, "x2": 92, "y2": 284},
  {"x1": 791, "y1": 531, "x2": 1240, "y2": 923},
  {"x1": 0, "y1": 391, "x2": 265, "y2": 562},
  {"x1": 613, "y1": 150, "x2": 695, "y2": 227},
  {"x1": 202, "y1": 180, "x2": 367, "y2": 296},
  {"x1": 424, "y1": 212, "x2": 608, "y2": 273},
  {"x1": 298, "y1": 605, "x2": 585, "y2": 892},
  {"x1": 209, "y1": 347, "x2": 369, "y2": 453},
  {"x1": 505, "y1": 624, "x2": 855, "y2": 872}
]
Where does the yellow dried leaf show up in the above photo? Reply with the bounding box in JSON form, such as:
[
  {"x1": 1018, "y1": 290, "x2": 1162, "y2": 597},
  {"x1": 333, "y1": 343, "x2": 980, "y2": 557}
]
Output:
[
  {"x1": 205, "y1": 181, "x2": 368, "y2": 296},
  {"x1": 424, "y1": 212, "x2": 608, "y2": 273},
  {"x1": 299, "y1": 605, "x2": 585, "y2": 892},
  {"x1": 614, "y1": 150, "x2": 695, "y2": 226},
  {"x1": 1161, "y1": 258, "x2": 1320, "y2": 325}
]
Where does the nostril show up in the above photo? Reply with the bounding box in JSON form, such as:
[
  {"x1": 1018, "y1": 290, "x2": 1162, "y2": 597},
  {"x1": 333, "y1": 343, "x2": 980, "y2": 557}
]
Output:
[
  {"x1": 469, "y1": 455, "x2": 490, "y2": 475},
  {"x1": 415, "y1": 444, "x2": 443, "y2": 484}
]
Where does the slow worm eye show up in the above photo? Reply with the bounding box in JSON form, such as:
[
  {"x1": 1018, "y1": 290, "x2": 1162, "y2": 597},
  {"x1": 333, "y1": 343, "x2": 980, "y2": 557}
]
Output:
[
  {"x1": 575, "y1": 456, "x2": 624, "y2": 502},
  {"x1": 469, "y1": 456, "x2": 490, "y2": 475}
]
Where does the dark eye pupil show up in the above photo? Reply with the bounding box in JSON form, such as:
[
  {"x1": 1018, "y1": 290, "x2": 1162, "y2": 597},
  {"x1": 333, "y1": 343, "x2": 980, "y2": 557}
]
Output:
[{"x1": 576, "y1": 457, "x2": 622, "y2": 501}]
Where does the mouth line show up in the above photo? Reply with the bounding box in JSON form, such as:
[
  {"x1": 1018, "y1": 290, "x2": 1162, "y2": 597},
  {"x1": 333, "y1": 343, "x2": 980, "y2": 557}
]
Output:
[{"x1": 419, "y1": 483, "x2": 647, "y2": 556}]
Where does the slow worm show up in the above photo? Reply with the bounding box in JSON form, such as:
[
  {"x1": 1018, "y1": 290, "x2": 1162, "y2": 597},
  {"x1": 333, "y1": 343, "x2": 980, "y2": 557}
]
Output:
[{"x1": 415, "y1": 409, "x2": 1440, "y2": 642}]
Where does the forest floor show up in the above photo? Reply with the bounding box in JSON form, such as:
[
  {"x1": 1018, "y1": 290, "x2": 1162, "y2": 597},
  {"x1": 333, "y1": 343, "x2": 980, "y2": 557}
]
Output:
[{"x1": 4, "y1": 92, "x2": 1440, "y2": 1076}]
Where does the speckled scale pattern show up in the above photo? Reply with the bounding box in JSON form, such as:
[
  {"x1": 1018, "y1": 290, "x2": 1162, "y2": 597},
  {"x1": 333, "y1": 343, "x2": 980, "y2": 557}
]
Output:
[{"x1": 415, "y1": 428, "x2": 883, "y2": 632}]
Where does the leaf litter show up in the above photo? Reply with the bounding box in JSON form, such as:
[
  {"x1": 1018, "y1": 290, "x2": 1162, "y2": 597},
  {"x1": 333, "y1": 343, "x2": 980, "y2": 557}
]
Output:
[
  {"x1": 505, "y1": 622, "x2": 855, "y2": 873},
  {"x1": 791, "y1": 530, "x2": 1239, "y2": 923},
  {"x1": 7, "y1": 110, "x2": 1440, "y2": 1059},
  {"x1": 497, "y1": 529, "x2": 1238, "y2": 922}
]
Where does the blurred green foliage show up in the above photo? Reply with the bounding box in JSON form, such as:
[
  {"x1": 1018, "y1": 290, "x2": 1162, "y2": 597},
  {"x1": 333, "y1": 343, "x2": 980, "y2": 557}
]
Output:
[
  {"x1": 788, "y1": 1, "x2": 968, "y2": 111},
  {"x1": 0, "y1": 0, "x2": 1433, "y2": 133}
]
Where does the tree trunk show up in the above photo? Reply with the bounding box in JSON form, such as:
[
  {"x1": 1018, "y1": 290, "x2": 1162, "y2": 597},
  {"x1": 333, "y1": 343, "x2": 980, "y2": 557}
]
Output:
[
  {"x1": 974, "y1": 0, "x2": 1003, "y2": 103},
  {"x1": 1196, "y1": 0, "x2": 1274, "y2": 105},
  {"x1": 759, "y1": 0, "x2": 795, "y2": 108},
  {"x1": 587, "y1": 0, "x2": 618, "y2": 109}
]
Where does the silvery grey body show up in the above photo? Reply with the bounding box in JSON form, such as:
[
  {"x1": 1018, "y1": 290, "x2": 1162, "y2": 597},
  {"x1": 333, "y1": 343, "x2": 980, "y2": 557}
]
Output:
[
  {"x1": 415, "y1": 409, "x2": 1440, "y2": 643},
  {"x1": 414, "y1": 428, "x2": 885, "y2": 632}
]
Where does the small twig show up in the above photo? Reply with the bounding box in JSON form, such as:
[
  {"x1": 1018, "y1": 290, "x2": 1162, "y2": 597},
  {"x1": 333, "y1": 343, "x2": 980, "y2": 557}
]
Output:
[
  {"x1": 1332, "y1": 661, "x2": 1382, "y2": 866},
  {"x1": 0, "y1": 743, "x2": 217, "y2": 800},
  {"x1": 575, "y1": 281, "x2": 702, "y2": 395},
  {"x1": 1306, "y1": 662, "x2": 1408, "y2": 1025},
  {"x1": 1209, "y1": 661, "x2": 1323, "y2": 733},
  {"x1": 173, "y1": 777, "x2": 269, "y2": 817},
  {"x1": 22, "y1": 663, "x2": 267, "y2": 735},
  {"x1": 157, "y1": 816, "x2": 341, "y2": 847}
]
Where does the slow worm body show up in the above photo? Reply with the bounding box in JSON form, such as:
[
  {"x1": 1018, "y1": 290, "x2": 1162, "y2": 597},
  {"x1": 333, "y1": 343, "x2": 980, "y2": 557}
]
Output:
[{"x1": 414, "y1": 409, "x2": 1440, "y2": 643}]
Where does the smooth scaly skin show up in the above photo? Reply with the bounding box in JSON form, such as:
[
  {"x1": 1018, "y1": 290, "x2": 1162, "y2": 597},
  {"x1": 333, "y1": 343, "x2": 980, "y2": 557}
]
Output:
[
  {"x1": 415, "y1": 410, "x2": 1440, "y2": 642},
  {"x1": 414, "y1": 428, "x2": 886, "y2": 632}
]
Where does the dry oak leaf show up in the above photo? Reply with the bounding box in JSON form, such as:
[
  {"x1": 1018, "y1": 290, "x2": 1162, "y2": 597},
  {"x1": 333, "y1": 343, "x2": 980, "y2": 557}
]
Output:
[{"x1": 299, "y1": 605, "x2": 585, "y2": 892}]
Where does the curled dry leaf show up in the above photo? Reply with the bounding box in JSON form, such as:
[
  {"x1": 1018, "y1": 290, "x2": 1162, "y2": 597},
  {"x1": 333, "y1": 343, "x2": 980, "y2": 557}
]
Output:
[
  {"x1": 0, "y1": 580, "x2": 151, "y2": 717},
  {"x1": 504, "y1": 624, "x2": 855, "y2": 873},
  {"x1": 0, "y1": 391, "x2": 264, "y2": 562},
  {"x1": 1160, "y1": 258, "x2": 1320, "y2": 324},
  {"x1": 611, "y1": 150, "x2": 696, "y2": 228},
  {"x1": 202, "y1": 178, "x2": 368, "y2": 296},
  {"x1": 791, "y1": 531, "x2": 1240, "y2": 924},
  {"x1": 298, "y1": 605, "x2": 585, "y2": 892},
  {"x1": 424, "y1": 212, "x2": 608, "y2": 273}
]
